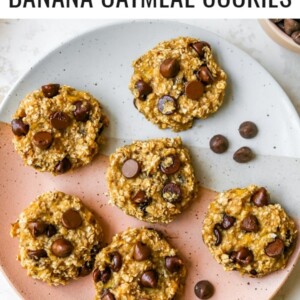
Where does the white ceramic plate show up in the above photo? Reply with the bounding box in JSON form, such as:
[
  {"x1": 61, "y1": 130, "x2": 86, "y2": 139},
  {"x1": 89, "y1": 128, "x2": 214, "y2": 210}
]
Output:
[{"x1": 0, "y1": 20, "x2": 300, "y2": 300}]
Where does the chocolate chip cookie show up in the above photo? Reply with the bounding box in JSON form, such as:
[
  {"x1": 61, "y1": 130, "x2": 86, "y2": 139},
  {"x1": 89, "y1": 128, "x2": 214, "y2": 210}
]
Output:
[
  {"x1": 11, "y1": 84, "x2": 109, "y2": 174},
  {"x1": 93, "y1": 228, "x2": 186, "y2": 300},
  {"x1": 106, "y1": 137, "x2": 197, "y2": 223},
  {"x1": 129, "y1": 37, "x2": 227, "y2": 132},
  {"x1": 202, "y1": 185, "x2": 297, "y2": 277},
  {"x1": 10, "y1": 191, "x2": 103, "y2": 285}
]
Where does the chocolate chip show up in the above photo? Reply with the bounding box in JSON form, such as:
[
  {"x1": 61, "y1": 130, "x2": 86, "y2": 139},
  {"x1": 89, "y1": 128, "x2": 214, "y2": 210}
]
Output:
[
  {"x1": 93, "y1": 267, "x2": 111, "y2": 283},
  {"x1": 91, "y1": 243, "x2": 102, "y2": 256},
  {"x1": 61, "y1": 209, "x2": 82, "y2": 229},
  {"x1": 133, "y1": 241, "x2": 151, "y2": 261},
  {"x1": 235, "y1": 247, "x2": 253, "y2": 265},
  {"x1": 251, "y1": 187, "x2": 270, "y2": 207},
  {"x1": 11, "y1": 118, "x2": 29, "y2": 136},
  {"x1": 160, "y1": 155, "x2": 181, "y2": 175},
  {"x1": 157, "y1": 95, "x2": 177, "y2": 115},
  {"x1": 50, "y1": 111, "x2": 71, "y2": 130},
  {"x1": 73, "y1": 101, "x2": 91, "y2": 122},
  {"x1": 284, "y1": 19, "x2": 300, "y2": 36},
  {"x1": 292, "y1": 31, "x2": 300, "y2": 45},
  {"x1": 46, "y1": 224, "x2": 57, "y2": 237},
  {"x1": 221, "y1": 214, "x2": 236, "y2": 230},
  {"x1": 265, "y1": 238, "x2": 284, "y2": 258},
  {"x1": 54, "y1": 157, "x2": 72, "y2": 174},
  {"x1": 209, "y1": 135, "x2": 229, "y2": 154},
  {"x1": 165, "y1": 256, "x2": 183, "y2": 273},
  {"x1": 135, "y1": 80, "x2": 153, "y2": 100},
  {"x1": 197, "y1": 66, "x2": 214, "y2": 84},
  {"x1": 194, "y1": 280, "x2": 214, "y2": 299},
  {"x1": 140, "y1": 270, "x2": 158, "y2": 288},
  {"x1": 160, "y1": 58, "x2": 180, "y2": 78},
  {"x1": 110, "y1": 251, "x2": 122, "y2": 272},
  {"x1": 185, "y1": 81, "x2": 204, "y2": 100},
  {"x1": 191, "y1": 41, "x2": 211, "y2": 58},
  {"x1": 27, "y1": 249, "x2": 48, "y2": 261},
  {"x1": 78, "y1": 260, "x2": 94, "y2": 277},
  {"x1": 41, "y1": 84, "x2": 60, "y2": 98},
  {"x1": 101, "y1": 290, "x2": 115, "y2": 300},
  {"x1": 239, "y1": 121, "x2": 258, "y2": 139},
  {"x1": 121, "y1": 159, "x2": 140, "y2": 178},
  {"x1": 233, "y1": 147, "x2": 253, "y2": 163},
  {"x1": 241, "y1": 215, "x2": 259, "y2": 232},
  {"x1": 32, "y1": 131, "x2": 53, "y2": 150},
  {"x1": 28, "y1": 220, "x2": 48, "y2": 238},
  {"x1": 250, "y1": 269, "x2": 258, "y2": 276},
  {"x1": 213, "y1": 224, "x2": 222, "y2": 246},
  {"x1": 132, "y1": 190, "x2": 147, "y2": 204},
  {"x1": 139, "y1": 198, "x2": 152, "y2": 215},
  {"x1": 162, "y1": 182, "x2": 181, "y2": 203},
  {"x1": 51, "y1": 238, "x2": 74, "y2": 257}
]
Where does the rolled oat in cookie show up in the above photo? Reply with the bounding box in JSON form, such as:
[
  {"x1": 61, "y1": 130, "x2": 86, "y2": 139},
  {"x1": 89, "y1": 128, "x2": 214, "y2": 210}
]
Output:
[{"x1": 10, "y1": 191, "x2": 103, "y2": 285}]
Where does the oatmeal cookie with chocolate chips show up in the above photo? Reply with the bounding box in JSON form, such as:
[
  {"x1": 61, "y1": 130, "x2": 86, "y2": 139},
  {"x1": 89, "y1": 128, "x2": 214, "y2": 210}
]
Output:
[
  {"x1": 10, "y1": 191, "x2": 103, "y2": 285},
  {"x1": 11, "y1": 84, "x2": 109, "y2": 174},
  {"x1": 202, "y1": 185, "x2": 297, "y2": 277},
  {"x1": 129, "y1": 36, "x2": 227, "y2": 132},
  {"x1": 93, "y1": 228, "x2": 186, "y2": 300},
  {"x1": 106, "y1": 137, "x2": 197, "y2": 223}
]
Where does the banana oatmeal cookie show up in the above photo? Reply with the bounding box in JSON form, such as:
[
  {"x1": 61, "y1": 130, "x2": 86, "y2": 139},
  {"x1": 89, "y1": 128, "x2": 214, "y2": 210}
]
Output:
[
  {"x1": 93, "y1": 228, "x2": 186, "y2": 300},
  {"x1": 106, "y1": 137, "x2": 197, "y2": 223},
  {"x1": 10, "y1": 191, "x2": 103, "y2": 285},
  {"x1": 129, "y1": 36, "x2": 227, "y2": 131},
  {"x1": 11, "y1": 84, "x2": 109, "y2": 174},
  {"x1": 202, "y1": 185, "x2": 297, "y2": 277}
]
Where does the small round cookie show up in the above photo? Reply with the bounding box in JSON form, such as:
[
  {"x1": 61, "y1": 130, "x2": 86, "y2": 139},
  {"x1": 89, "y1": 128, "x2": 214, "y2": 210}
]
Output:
[
  {"x1": 106, "y1": 137, "x2": 197, "y2": 223},
  {"x1": 202, "y1": 185, "x2": 297, "y2": 277},
  {"x1": 10, "y1": 191, "x2": 103, "y2": 285},
  {"x1": 11, "y1": 84, "x2": 109, "y2": 174},
  {"x1": 93, "y1": 228, "x2": 186, "y2": 300},
  {"x1": 129, "y1": 36, "x2": 227, "y2": 132}
]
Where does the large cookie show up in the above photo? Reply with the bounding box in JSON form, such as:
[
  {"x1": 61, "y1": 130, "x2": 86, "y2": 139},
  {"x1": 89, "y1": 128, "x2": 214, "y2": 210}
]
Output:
[
  {"x1": 10, "y1": 191, "x2": 103, "y2": 285},
  {"x1": 202, "y1": 185, "x2": 297, "y2": 277},
  {"x1": 93, "y1": 228, "x2": 186, "y2": 300},
  {"x1": 129, "y1": 36, "x2": 227, "y2": 132},
  {"x1": 106, "y1": 137, "x2": 197, "y2": 223},
  {"x1": 11, "y1": 84, "x2": 109, "y2": 174}
]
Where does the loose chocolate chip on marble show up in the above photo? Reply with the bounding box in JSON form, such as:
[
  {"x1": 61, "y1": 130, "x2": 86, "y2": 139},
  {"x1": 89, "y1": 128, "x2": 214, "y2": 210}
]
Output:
[
  {"x1": 54, "y1": 157, "x2": 72, "y2": 174},
  {"x1": 185, "y1": 80, "x2": 204, "y2": 100},
  {"x1": 241, "y1": 215, "x2": 259, "y2": 232},
  {"x1": 160, "y1": 58, "x2": 180, "y2": 78},
  {"x1": 209, "y1": 135, "x2": 229, "y2": 154},
  {"x1": 110, "y1": 251, "x2": 123, "y2": 272},
  {"x1": 51, "y1": 238, "x2": 74, "y2": 258},
  {"x1": 11, "y1": 119, "x2": 29, "y2": 136},
  {"x1": 28, "y1": 220, "x2": 48, "y2": 238},
  {"x1": 73, "y1": 101, "x2": 91, "y2": 122},
  {"x1": 27, "y1": 249, "x2": 48, "y2": 261},
  {"x1": 61, "y1": 209, "x2": 82, "y2": 229},
  {"x1": 284, "y1": 19, "x2": 300, "y2": 36},
  {"x1": 121, "y1": 159, "x2": 140, "y2": 178},
  {"x1": 135, "y1": 80, "x2": 153, "y2": 100},
  {"x1": 133, "y1": 241, "x2": 151, "y2": 261},
  {"x1": 213, "y1": 224, "x2": 222, "y2": 246},
  {"x1": 165, "y1": 256, "x2": 183, "y2": 273},
  {"x1": 162, "y1": 182, "x2": 182, "y2": 203},
  {"x1": 235, "y1": 247, "x2": 253, "y2": 265},
  {"x1": 42, "y1": 84, "x2": 60, "y2": 98},
  {"x1": 197, "y1": 66, "x2": 214, "y2": 84},
  {"x1": 101, "y1": 290, "x2": 115, "y2": 300},
  {"x1": 157, "y1": 95, "x2": 177, "y2": 115},
  {"x1": 160, "y1": 155, "x2": 181, "y2": 175},
  {"x1": 239, "y1": 121, "x2": 258, "y2": 139},
  {"x1": 251, "y1": 187, "x2": 270, "y2": 207},
  {"x1": 265, "y1": 238, "x2": 284, "y2": 258},
  {"x1": 50, "y1": 111, "x2": 71, "y2": 130},
  {"x1": 194, "y1": 280, "x2": 214, "y2": 299},
  {"x1": 46, "y1": 224, "x2": 57, "y2": 237},
  {"x1": 140, "y1": 270, "x2": 158, "y2": 288},
  {"x1": 78, "y1": 260, "x2": 94, "y2": 277},
  {"x1": 191, "y1": 41, "x2": 211, "y2": 58},
  {"x1": 292, "y1": 31, "x2": 300, "y2": 45},
  {"x1": 32, "y1": 131, "x2": 53, "y2": 150},
  {"x1": 221, "y1": 214, "x2": 236, "y2": 230},
  {"x1": 233, "y1": 146, "x2": 253, "y2": 163}
]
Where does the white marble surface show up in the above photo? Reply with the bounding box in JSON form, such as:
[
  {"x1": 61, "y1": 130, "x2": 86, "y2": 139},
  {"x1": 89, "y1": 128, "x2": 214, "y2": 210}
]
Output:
[{"x1": 0, "y1": 19, "x2": 299, "y2": 300}]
